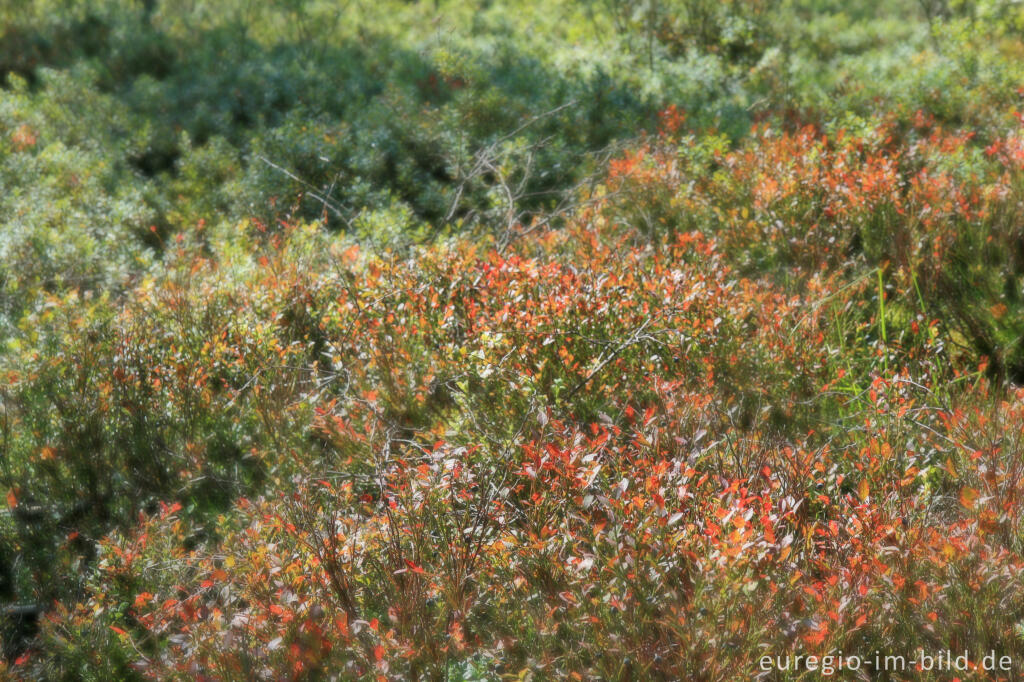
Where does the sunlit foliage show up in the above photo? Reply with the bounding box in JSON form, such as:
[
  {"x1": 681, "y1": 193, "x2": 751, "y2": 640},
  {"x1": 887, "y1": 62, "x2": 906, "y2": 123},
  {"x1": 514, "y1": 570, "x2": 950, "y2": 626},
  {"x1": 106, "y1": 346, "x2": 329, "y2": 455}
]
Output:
[{"x1": 4, "y1": 0, "x2": 1024, "y2": 679}]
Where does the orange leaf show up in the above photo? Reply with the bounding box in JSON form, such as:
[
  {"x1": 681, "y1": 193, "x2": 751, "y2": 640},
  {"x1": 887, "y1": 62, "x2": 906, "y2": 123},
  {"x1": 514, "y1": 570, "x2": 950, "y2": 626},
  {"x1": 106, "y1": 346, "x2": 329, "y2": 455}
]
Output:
[
  {"x1": 960, "y1": 487, "x2": 979, "y2": 510},
  {"x1": 857, "y1": 478, "x2": 869, "y2": 502}
]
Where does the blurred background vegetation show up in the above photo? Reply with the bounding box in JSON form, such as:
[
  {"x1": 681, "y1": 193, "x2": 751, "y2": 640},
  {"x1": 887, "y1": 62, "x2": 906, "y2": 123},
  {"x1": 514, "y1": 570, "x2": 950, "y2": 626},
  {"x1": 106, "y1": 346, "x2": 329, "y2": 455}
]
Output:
[{"x1": 4, "y1": 0, "x2": 1021, "y2": 338}]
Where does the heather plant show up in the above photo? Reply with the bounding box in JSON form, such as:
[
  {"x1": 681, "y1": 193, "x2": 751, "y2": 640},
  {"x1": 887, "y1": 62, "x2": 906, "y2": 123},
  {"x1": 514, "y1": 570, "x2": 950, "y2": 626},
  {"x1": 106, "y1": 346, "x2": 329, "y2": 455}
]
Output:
[{"x1": 5, "y1": 0, "x2": 1024, "y2": 679}]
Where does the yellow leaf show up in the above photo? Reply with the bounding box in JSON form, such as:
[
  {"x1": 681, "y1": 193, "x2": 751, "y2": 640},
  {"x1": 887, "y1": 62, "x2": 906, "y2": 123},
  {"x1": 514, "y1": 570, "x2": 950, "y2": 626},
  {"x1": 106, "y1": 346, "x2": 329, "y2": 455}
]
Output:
[
  {"x1": 858, "y1": 478, "x2": 870, "y2": 502},
  {"x1": 960, "y1": 487, "x2": 979, "y2": 510}
]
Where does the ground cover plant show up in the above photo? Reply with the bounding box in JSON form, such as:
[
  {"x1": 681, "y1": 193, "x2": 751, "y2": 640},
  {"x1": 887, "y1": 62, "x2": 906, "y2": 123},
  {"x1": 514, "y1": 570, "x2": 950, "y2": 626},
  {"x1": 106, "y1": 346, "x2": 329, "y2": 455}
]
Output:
[{"x1": 4, "y1": 0, "x2": 1024, "y2": 679}]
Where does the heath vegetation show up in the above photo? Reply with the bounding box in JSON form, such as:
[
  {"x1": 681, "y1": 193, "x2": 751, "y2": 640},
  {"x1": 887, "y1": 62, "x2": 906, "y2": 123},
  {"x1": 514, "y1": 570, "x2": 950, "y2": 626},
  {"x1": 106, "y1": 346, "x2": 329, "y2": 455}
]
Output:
[{"x1": 3, "y1": 0, "x2": 1024, "y2": 679}]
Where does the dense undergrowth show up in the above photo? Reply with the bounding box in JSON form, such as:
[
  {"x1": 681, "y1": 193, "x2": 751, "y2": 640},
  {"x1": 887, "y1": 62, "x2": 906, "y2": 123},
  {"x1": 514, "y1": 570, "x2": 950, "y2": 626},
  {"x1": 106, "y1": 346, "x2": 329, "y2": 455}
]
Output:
[{"x1": 4, "y1": 0, "x2": 1024, "y2": 680}]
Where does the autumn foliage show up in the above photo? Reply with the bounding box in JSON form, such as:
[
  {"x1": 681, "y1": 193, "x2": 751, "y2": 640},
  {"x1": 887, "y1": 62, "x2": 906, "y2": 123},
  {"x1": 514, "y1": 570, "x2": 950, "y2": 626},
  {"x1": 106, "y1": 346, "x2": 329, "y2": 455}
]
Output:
[
  {"x1": 6, "y1": 0, "x2": 1024, "y2": 677},
  {"x1": 1, "y1": 100, "x2": 1023, "y2": 679}
]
